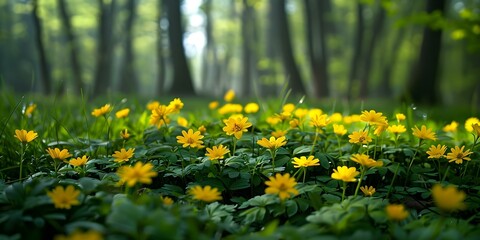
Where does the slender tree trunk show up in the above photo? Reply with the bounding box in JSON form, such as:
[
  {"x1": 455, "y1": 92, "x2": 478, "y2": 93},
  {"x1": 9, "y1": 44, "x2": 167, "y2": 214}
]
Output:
[
  {"x1": 358, "y1": 2, "x2": 385, "y2": 98},
  {"x1": 347, "y1": 1, "x2": 364, "y2": 100},
  {"x1": 305, "y1": 0, "x2": 330, "y2": 98},
  {"x1": 157, "y1": 0, "x2": 166, "y2": 94},
  {"x1": 201, "y1": 0, "x2": 220, "y2": 96},
  {"x1": 119, "y1": 0, "x2": 138, "y2": 94},
  {"x1": 406, "y1": 0, "x2": 446, "y2": 105},
  {"x1": 165, "y1": 0, "x2": 195, "y2": 96},
  {"x1": 93, "y1": 0, "x2": 116, "y2": 97},
  {"x1": 57, "y1": 0, "x2": 84, "y2": 94},
  {"x1": 271, "y1": 0, "x2": 305, "y2": 96},
  {"x1": 32, "y1": 0, "x2": 52, "y2": 94},
  {"x1": 240, "y1": 0, "x2": 255, "y2": 97}
]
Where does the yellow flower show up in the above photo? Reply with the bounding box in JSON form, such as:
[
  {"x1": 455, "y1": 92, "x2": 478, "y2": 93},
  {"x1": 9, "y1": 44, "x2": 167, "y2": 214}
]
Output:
[
  {"x1": 176, "y1": 129, "x2": 204, "y2": 148},
  {"x1": 431, "y1": 184, "x2": 466, "y2": 212},
  {"x1": 208, "y1": 101, "x2": 219, "y2": 110},
  {"x1": 348, "y1": 130, "x2": 372, "y2": 144},
  {"x1": 350, "y1": 154, "x2": 383, "y2": 168},
  {"x1": 161, "y1": 196, "x2": 174, "y2": 206},
  {"x1": 150, "y1": 105, "x2": 173, "y2": 128},
  {"x1": 257, "y1": 136, "x2": 287, "y2": 150},
  {"x1": 205, "y1": 144, "x2": 230, "y2": 160},
  {"x1": 360, "y1": 110, "x2": 387, "y2": 125},
  {"x1": 387, "y1": 124, "x2": 406, "y2": 134},
  {"x1": 222, "y1": 116, "x2": 252, "y2": 139},
  {"x1": 386, "y1": 204, "x2": 409, "y2": 221},
  {"x1": 472, "y1": 123, "x2": 480, "y2": 137},
  {"x1": 271, "y1": 130, "x2": 287, "y2": 138},
  {"x1": 112, "y1": 148, "x2": 135, "y2": 163},
  {"x1": 24, "y1": 103, "x2": 37, "y2": 117},
  {"x1": 291, "y1": 155, "x2": 320, "y2": 168},
  {"x1": 146, "y1": 101, "x2": 160, "y2": 111},
  {"x1": 373, "y1": 119, "x2": 389, "y2": 136},
  {"x1": 115, "y1": 108, "x2": 130, "y2": 118},
  {"x1": 218, "y1": 103, "x2": 243, "y2": 115},
  {"x1": 120, "y1": 129, "x2": 130, "y2": 139},
  {"x1": 282, "y1": 103, "x2": 295, "y2": 113},
  {"x1": 69, "y1": 155, "x2": 89, "y2": 167},
  {"x1": 411, "y1": 125, "x2": 437, "y2": 141},
  {"x1": 117, "y1": 161, "x2": 158, "y2": 187},
  {"x1": 189, "y1": 185, "x2": 222, "y2": 202},
  {"x1": 47, "y1": 148, "x2": 73, "y2": 161},
  {"x1": 360, "y1": 186, "x2": 376, "y2": 196},
  {"x1": 177, "y1": 116, "x2": 188, "y2": 127},
  {"x1": 168, "y1": 98, "x2": 184, "y2": 113},
  {"x1": 330, "y1": 112, "x2": 343, "y2": 122},
  {"x1": 266, "y1": 116, "x2": 282, "y2": 126},
  {"x1": 265, "y1": 173, "x2": 299, "y2": 200},
  {"x1": 464, "y1": 117, "x2": 479, "y2": 132},
  {"x1": 289, "y1": 119, "x2": 300, "y2": 128},
  {"x1": 294, "y1": 108, "x2": 309, "y2": 119},
  {"x1": 224, "y1": 89, "x2": 235, "y2": 102},
  {"x1": 333, "y1": 124, "x2": 347, "y2": 136},
  {"x1": 396, "y1": 113, "x2": 406, "y2": 122},
  {"x1": 198, "y1": 125, "x2": 207, "y2": 133},
  {"x1": 446, "y1": 146, "x2": 473, "y2": 164},
  {"x1": 244, "y1": 102, "x2": 260, "y2": 113},
  {"x1": 309, "y1": 113, "x2": 331, "y2": 130},
  {"x1": 343, "y1": 114, "x2": 361, "y2": 124},
  {"x1": 426, "y1": 144, "x2": 447, "y2": 159},
  {"x1": 442, "y1": 121, "x2": 458, "y2": 132},
  {"x1": 47, "y1": 185, "x2": 81, "y2": 209},
  {"x1": 54, "y1": 229, "x2": 103, "y2": 240},
  {"x1": 14, "y1": 129, "x2": 38, "y2": 143},
  {"x1": 91, "y1": 104, "x2": 112, "y2": 117},
  {"x1": 331, "y1": 166, "x2": 359, "y2": 182}
]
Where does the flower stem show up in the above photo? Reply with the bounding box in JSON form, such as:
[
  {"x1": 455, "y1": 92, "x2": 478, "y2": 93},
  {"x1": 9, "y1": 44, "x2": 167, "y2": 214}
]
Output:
[
  {"x1": 18, "y1": 144, "x2": 25, "y2": 181},
  {"x1": 442, "y1": 165, "x2": 450, "y2": 182},
  {"x1": 404, "y1": 140, "x2": 421, "y2": 187},
  {"x1": 341, "y1": 181, "x2": 346, "y2": 201},
  {"x1": 386, "y1": 163, "x2": 400, "y2": 199},
  {"x1": 354, "y1": 167, "x2": 366, "y2": 197},
  {"x1": 310, "y1": 131, "x2": 319, "y2": 156}
]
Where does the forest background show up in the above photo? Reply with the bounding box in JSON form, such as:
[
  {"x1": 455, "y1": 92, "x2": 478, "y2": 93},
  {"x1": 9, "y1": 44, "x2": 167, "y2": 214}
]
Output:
[{"x1": 0, "y1": 0, "x2": 479, "y2": 110}]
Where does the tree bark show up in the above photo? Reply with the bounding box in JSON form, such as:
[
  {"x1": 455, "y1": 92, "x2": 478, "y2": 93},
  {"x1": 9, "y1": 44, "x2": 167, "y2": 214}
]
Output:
[
  {"x1": 200, "y1": 0, "x2": 221, "y2": 96},
  {"x1": 347, "y1": 1, "x2": 364, "y2": 100},
  {"x1": 93, "y1": 0, "x2": 116, "y2": 97},
  {"x1": 240, "y1": 0, "x2": 256, "y2": 97},
  {"x1": 165, "y1": 0, "x2": 195, "y2": 96},
  {"x1": 57, "y1": 0, "x2": 84, "y2": 94},
  {"x1": 156, "y1": 0, "x2": 166, "y2": 94},
  {"x1": 32, "y1": 0, "x2": 52, "y2": 94},
  {"x1": 119, "y1": 0, "x2": 139, "y2": 94},
  {"x1": 406, "y1": 0, "x2": 446, "y2": 105},
  {"x1": 358, "y1": 2, "x2": 385, "y2": 98},
  {"x1": 271, "y1": 0, "x2": 305, "y2": 96},
  {"x1": 305, "y1": 0, "x2": 330, "y2": 98}
]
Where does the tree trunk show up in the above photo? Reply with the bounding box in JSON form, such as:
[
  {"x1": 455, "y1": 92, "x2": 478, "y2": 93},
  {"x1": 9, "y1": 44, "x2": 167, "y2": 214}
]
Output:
[
  {"x1": 406, "y1": 0, "x2": 446, "y2": 105},
  {"x1": 165, "y1": 0, "x2": 195, "y2": 96},
  {"x1": 119, "y1": 0, "x2": 138, "y2": 94},
  {"x1": 157, "y1": 0, "x2": 166, "y2": 94},
  {"x1": 200, "y1": 0, "x2": 220, "y2": 96},
  {"x1": 93, "y1": 0, "x2": 116, "y2": 97},
  {"x1": 347, "y1": 1, "x2": 364, "y2": 100},
  {"x1": 240, "y1": 0, "x2": 256, "y2": 97},
  {"x1": 32, "y1": 0, "x2": 52, "y2": 94},
  {"x1": 358, "y1": 2, "x2": 385, "y2": 98},
  {"x1": 271, "y1": 0, "x2": 305, "y2": 96},
  {"x1": 57, "y1": 0, "x2": 84, "y2": 94},
  {"x1": 305, "y1": 0, "x2": 330, "y2": 98}
]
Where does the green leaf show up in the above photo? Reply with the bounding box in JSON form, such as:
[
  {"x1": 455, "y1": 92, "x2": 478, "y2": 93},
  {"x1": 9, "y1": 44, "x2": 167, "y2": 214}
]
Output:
[
  {"x1": 293, "y1": 146, "x2": 313, "y2": 156},
  {"x1": 285, "y1": 200, "x2": 298, "y2": 217}
]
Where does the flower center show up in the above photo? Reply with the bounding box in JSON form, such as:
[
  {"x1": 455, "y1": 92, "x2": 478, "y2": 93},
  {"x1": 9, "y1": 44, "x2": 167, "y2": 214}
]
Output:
[
  {"x1": 359, "y1": 136, "x2": 365, "y2": 142},
  {"x1": 187, "y1": 138, "x2": 195, "y2": 144},
  {"x1": 233, "y1": 124, "x2": 242, "y2": 132},
  {"x1": 456, "y1": 153, "x2": 464, "y2": 159}
]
